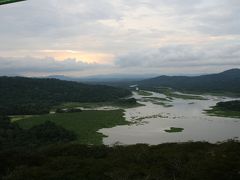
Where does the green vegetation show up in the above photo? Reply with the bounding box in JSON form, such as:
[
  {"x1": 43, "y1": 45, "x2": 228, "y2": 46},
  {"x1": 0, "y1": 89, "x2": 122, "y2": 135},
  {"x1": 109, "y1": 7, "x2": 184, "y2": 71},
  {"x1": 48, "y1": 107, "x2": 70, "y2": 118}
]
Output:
[
  {"x1": 10, "y1": 115, "x2": 35, "y2": 122},
  {"x1": 206, "y1": 100, "x2": 240, "y2": 118},
  {"x1": 139, "y1": 69, "x2": 240, "y2": 96},
  {"x1": 55, "y1": 98, "x2": 143, "y2": 110},
  {"x1": 114, "y1": 98, "x2": 143, "y2": 108},
  {"x1": 143, "y1": 97, "x2": 172, "y2": 102},
  {"x1": 55, "y1": 108, "x2": 83, "y2": 113},
  {"x1": 133, "y1": 114, "x2": 168, "y2": 122},
  {"x1": 159, "y1": 88, "x2": 206, "y2": 100},
  {"x1": 137, "y1": 90, "x2": 153, "y2": 96},
  {"x1": 152, "y1": 102, "x2": 173, "y2": 107},
  {"x1": 0, "y1": 115, "x2": 76, "y2": 150},
  {"x1": 1, "y1": 72, "x2": 240, "y2": 179},
  {"x1": 165, "y1": 127, "x2": 184, "y2": 133},
  {"x1": 17, "y1": 110, "x2": 128, "y2": 145},
  {"x1": 56, "y1": 102, "x2": 111, "y2": 109},
  {"x1": 1, "y1": 140, "x2": 240, "y2": 180},
  {"x1": 0, "y1": 0, "x2": 25, "y2": 5},
  {"x1": 2, "y1": 114, "x2": 239, "y2": 180},
  {"x1": 216, "y1": 100, "x2": 240, "y2": 111},
  {"x1": 141, "y1": 96, "x2": 173, "y2": 107},
  {"x1": 181, "y1": 91, "x2": 240, "y2": 98},
  {"x1": 140, "y1": 98, "x2": 173, "y2": 107},
  {"x1": 0, "y1": 77, "x2": 131, "y2": 115},
  {"x1": 145, "y1": 87, "x2": 206, "y2": 100},
  {"x1": 1, "y1": 106, "x2": 240, "y2": 180}
]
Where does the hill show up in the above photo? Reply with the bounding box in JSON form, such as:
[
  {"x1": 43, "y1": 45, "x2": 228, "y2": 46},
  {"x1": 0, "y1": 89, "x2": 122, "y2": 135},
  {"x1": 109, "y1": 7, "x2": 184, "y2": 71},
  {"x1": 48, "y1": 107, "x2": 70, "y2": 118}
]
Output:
[
  {"x1": 0, "y1": 77, "x2": 131, "y2": 115},
  {"x1": 139, "y1": 69, "x2": 240, "y2": 95},
  {"x1": 45, "y1": 73, "x2": 157, "y2": 83}
]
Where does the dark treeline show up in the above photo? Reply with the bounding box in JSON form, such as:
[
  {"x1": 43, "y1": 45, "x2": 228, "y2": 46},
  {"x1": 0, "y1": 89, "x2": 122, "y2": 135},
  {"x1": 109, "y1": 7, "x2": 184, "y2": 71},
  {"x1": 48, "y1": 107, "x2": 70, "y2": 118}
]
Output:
[
  {"x1": 138, "y1": 69, "x2": 240, "y2": 94},
  {"x1": 115, "y1": 98, "x2": 137, "y2": 106},
  {"x1": 0, "y1": 115, "x2": 76, "y2": 151},
  {"x1": 216, "y1": 100, "x2": 240, "y2": 111},
  {"x1": 0, "y1": 77, "x2": 131, "y2": 115},
  {"x1": 0, "y1": 115, "x2": 77, "y2": 178},
  {"x1": 1, "y1": 116, "x2": 240, "y2": 179}
]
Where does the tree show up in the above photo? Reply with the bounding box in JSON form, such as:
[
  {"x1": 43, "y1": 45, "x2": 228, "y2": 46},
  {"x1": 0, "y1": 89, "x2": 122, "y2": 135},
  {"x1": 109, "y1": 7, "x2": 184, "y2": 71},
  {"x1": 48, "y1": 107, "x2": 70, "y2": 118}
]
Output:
[{"x1": 0, "y1": 0, "x2": 26, "y2": 6}]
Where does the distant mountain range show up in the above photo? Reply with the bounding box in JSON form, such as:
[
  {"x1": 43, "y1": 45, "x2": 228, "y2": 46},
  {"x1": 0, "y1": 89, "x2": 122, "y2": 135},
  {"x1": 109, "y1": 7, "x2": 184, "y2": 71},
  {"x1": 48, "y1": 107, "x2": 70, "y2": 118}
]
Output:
[
  {"x1": 138, "y1": 69, "x2": 240, "y2": 95},
  {"x1": 46, "y1": 69, "x2": 240, "y2": 95},
  {"x1": 46, "y1": 74, "x2": 159, "y2": 83}
]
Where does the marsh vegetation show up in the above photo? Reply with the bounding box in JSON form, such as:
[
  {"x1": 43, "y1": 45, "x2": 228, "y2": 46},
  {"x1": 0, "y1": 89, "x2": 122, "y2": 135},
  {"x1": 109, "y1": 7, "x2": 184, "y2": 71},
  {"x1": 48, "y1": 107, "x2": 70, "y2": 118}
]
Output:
[
  {"x1": 206, "y1": 100, "x2": 240, "y2": 118},
  {"x1": 164, "y1": 127, "x2": 184, "y2": 133}
]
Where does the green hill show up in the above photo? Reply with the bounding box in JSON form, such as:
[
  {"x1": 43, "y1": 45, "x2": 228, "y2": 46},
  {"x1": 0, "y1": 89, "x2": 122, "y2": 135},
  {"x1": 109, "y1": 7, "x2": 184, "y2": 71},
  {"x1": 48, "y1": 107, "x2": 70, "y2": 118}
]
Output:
[
  {"x1": 139, "y1": 69, "x2": 240, "y2": 95},
  {"x1": 0, "y1": 77, "x2": 131, "y2": 115}
]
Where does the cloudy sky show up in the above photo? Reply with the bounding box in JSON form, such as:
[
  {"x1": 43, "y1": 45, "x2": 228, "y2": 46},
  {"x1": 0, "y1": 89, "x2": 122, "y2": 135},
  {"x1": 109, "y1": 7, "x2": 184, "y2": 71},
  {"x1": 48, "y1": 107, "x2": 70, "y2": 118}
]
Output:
[{"x1": 0, "y1": 0, "x2": 239, "y2": 77}]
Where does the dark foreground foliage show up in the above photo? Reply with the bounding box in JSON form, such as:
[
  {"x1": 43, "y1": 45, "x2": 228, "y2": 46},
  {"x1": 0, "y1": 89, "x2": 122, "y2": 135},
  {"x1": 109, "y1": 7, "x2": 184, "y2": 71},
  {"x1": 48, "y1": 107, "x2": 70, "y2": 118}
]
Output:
[
  {"x1": 1, "y1": 141, "x2": 239, "y2": 180},
  {"x1": 1, "y1": 116, "x2": 240, "y2": 180},
  {"x1": 55, "y1": 108, "x2": 83, "y2": 113},
  {"x1": 0, "y1": 116, "x2": 76, "y2": 150},
  {"x1": 0, "y1": 77, "x2": 131, "y2": 115}
]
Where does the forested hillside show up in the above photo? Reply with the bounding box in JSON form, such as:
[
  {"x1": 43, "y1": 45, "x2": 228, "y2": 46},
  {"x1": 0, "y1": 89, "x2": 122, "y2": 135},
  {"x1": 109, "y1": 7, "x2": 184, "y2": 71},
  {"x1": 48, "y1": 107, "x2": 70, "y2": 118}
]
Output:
[
  {"x1": 139, "y1": 69, "x2": 240, "y2": 95},
  {"x1": 0, "y1": 77, "x2": 131, "y2": 115}
]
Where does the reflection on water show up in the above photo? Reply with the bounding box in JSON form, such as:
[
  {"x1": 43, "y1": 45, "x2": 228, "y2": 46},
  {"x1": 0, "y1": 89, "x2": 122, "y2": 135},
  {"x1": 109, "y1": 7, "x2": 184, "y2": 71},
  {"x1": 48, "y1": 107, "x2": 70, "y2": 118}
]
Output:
[{"x1": 99, "y1": 91, "x2": 240, "y2": 145}]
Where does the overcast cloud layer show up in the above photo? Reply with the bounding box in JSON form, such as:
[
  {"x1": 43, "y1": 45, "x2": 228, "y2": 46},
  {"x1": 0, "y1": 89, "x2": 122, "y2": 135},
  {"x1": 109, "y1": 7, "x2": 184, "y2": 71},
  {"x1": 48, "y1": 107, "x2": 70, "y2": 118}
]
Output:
[{"x1": 0, "y1": 0, "x2": 239, "y2": 76}]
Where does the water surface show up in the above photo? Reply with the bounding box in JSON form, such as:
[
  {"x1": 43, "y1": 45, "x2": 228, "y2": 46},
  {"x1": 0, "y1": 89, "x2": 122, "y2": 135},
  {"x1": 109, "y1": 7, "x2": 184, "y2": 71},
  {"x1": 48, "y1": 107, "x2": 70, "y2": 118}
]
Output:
[{"x1": 99, "y1": 91, "x2": 240, "y2": 145}]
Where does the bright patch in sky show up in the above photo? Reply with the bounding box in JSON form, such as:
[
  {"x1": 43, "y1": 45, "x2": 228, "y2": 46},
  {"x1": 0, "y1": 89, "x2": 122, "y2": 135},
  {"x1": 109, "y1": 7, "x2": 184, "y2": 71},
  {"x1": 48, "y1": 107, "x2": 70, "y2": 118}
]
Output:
[{"x1": 0, "y1": 0, "x2": 239, "y2": 76}]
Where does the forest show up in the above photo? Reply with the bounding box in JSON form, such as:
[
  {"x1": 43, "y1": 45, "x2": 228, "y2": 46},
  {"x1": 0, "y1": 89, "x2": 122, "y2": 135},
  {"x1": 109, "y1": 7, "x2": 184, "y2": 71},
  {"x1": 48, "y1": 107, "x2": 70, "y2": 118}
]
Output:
[
  {"x1": 1, "y1": 115, "x2": 240, "y2": 180},
  {"x1": 206, "y1": 100, "x2": 240, "y2": 118},
  {"x1": 138, "y1": 69, "x2": 240, "y2": 95},
  {"x1": 0, "y1": 76, "x2": 239, "y2": 179},
  {"x1": 1, "y1": 0, "x2": 240, "y2": 179},
  {"x1": 0, "y1": 77, "x2": 131, "y2": 115},
  {"x1": 216, "y1": 100, "x2": 240, "y2": 111}
]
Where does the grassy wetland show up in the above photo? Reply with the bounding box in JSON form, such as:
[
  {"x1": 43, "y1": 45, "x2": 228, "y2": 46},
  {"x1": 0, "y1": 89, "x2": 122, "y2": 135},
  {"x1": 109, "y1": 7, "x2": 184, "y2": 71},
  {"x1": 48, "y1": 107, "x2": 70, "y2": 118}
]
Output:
[{"x1": 16, "y1": 110, "x2": 128, "y2": 145}]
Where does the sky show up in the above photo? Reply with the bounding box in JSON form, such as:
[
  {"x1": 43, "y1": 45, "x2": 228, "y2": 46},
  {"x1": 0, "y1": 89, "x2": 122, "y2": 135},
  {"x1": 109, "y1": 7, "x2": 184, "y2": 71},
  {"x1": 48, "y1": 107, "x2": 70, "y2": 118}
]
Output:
[{"x1": 0, "y1": 0, "x2": 240, "y2": 77}]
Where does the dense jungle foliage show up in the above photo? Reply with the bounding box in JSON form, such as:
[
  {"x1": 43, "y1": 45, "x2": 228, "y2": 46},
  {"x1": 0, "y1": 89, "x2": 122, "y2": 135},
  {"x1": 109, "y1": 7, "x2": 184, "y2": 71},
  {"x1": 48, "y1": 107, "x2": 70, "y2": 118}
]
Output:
[
  {"x1": 1, "y1": 116, "x2": 240, "y2": 180},
  {"x1": 0, "y1": 77, "x2": 131, "y2": 115},
  {"x1": 216, "y1": 100, "x2": 240, "y2": 111}
]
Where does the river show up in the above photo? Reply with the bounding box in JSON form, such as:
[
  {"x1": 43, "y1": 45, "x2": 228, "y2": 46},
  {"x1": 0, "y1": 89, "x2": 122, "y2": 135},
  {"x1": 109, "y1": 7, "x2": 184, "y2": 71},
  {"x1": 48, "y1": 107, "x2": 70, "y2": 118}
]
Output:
[{"x1": 99, "y1": 91, "x2": 240, "y2": 145}]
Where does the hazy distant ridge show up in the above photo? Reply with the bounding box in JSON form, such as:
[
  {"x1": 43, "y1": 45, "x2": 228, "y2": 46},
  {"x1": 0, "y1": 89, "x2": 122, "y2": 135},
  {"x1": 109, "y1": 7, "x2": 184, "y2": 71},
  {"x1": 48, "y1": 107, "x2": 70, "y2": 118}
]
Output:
[{"x1": 139, "y1": 69, "x2": 240, "y2": 95}]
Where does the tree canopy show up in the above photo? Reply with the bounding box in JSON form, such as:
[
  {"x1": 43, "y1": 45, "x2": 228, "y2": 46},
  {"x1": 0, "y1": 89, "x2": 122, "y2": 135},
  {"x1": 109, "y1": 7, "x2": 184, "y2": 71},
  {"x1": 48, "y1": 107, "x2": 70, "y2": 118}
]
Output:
[
  {"x1": 0, "y1": 77, "x2": 131, "y2": 115},
  {"x1": 0, "y1": 0, "x2": 26, "y2": 6}
]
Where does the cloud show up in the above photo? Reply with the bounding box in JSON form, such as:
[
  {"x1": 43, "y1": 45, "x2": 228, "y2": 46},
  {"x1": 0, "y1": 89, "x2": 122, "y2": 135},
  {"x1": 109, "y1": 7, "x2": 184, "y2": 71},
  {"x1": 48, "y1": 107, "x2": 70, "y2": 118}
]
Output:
[
  {"x1": 192, "y1": 0, "x2": 240, "y2": 36},
  {"x1": 0, "y1": 0, "x2": 120, "y2": 36},
  {"x1": 0, "y1": 56, "x2": 104, "y2": 75},
  {"x1": 115, "y1": 44, "x2": 240, "y2": 68},
  {"x1": 0, "y1": 0, "x2": 240, "y2": 75}
]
